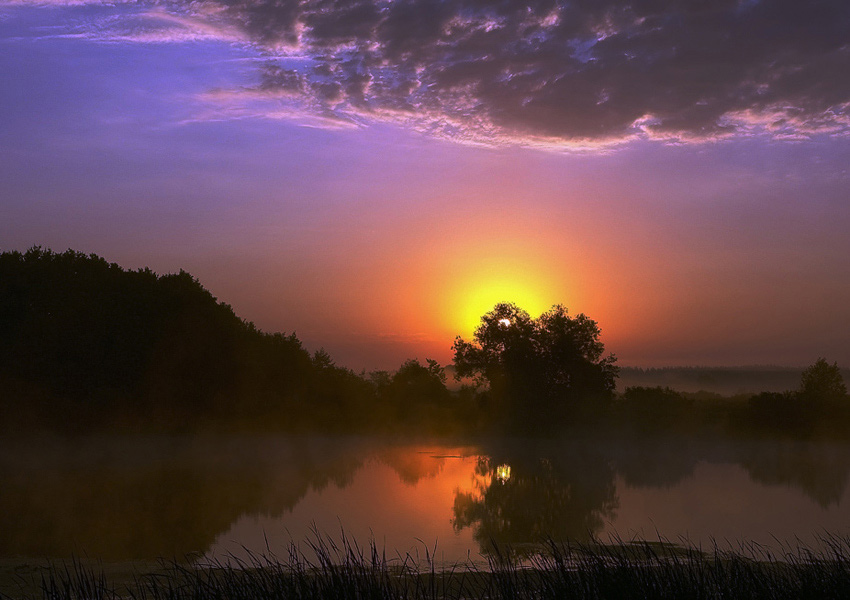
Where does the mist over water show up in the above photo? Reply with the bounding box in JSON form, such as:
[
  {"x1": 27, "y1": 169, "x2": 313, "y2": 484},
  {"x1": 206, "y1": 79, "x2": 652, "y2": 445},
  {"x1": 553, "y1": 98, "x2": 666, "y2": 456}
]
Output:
[{"x1": 4, "y1": 434, "x2": 850, "y2": 566}]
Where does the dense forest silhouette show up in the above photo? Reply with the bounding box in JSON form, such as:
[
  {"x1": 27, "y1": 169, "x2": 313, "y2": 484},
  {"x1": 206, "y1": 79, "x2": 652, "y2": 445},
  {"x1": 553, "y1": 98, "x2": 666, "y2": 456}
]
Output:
[
  {"x1": 0, "y1": 248, "x2": 465, "y2": 433},
  {"x1": 1, "y1": 247, "x2": 848, "y2": 437}
]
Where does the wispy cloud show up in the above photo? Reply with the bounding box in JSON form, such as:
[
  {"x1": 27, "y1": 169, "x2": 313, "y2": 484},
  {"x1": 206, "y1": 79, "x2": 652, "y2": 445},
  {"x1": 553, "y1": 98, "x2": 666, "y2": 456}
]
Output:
[
  {"x1": 7, "y1": 0, "x2": 850, "y2": 146},
  {"x1": 16, "y1": 9, "x2": 248, "y2": 44}
]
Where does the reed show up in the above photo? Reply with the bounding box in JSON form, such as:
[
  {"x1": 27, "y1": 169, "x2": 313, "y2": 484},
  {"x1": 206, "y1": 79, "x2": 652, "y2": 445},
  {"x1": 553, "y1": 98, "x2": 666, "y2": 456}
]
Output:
[{"x1": 12, "y1": 533, "x2": 850, "y2": 600}]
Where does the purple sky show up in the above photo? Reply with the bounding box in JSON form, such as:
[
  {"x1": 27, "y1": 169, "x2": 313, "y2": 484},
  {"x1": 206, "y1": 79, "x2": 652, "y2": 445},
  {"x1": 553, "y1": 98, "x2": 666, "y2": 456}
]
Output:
[{"x1": 2, "y1": 0, "x2": 849, "y2": 371}]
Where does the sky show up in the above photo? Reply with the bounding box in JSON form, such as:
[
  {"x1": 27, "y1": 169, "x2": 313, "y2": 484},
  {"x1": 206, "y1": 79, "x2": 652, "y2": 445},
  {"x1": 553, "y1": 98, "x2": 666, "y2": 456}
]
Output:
[{"x1": 1, "y1": 0, "x2": 849, "y2": 371}]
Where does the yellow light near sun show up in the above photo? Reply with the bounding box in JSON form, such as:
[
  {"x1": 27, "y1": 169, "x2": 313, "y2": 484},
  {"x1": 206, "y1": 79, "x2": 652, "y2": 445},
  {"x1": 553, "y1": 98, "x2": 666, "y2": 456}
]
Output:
[
  {"x1": 457, "y1": 278, "x2": 551, "y2": 335},
  {"x1": 431, "y1": 246, "x2": 563, "y2": 339},
  {"x1": 421, "y1": 216, "x2": 578, "y2": 342}
]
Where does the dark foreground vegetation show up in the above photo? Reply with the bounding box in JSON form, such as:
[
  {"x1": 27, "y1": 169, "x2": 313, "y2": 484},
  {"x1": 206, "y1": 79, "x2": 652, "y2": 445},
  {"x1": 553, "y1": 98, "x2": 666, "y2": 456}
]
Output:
[
  {"x1": 10, "y1": 535, "x2": 850, "y2": 600},
  {"x1": 2, "y1": 247, "x2": 849, "y2": 437}
]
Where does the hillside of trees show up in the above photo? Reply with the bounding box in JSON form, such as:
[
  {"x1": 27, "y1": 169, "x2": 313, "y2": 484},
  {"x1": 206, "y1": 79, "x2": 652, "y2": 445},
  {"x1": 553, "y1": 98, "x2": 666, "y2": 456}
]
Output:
[{"x1": 0, "y1": 248, "x2": 468, "y2": 433}]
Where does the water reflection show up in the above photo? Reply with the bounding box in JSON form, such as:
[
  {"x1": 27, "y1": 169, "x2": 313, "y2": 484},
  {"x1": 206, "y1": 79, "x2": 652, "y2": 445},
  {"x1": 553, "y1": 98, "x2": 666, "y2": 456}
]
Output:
[
  {"x1": 3, "y1": 434, "x2": 850, "y2": 563},
  {"x1": 452, "y1": 439, "x2": 618, "y2": 550},
  {"x1": 737, "y1": 440, "x2": 850, "y2": 508},
  {"x1": 0, "y1": 435, "x2": 370, "y2": 559}
]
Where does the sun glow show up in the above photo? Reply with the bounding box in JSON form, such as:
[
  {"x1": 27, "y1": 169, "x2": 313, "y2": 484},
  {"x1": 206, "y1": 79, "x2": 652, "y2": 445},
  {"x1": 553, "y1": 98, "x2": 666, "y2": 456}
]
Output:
[
  {"x1": 422, "y1": 216, "x2": 580, "y2": 344},
  {"x1": 450, "y1": 274, "x2": 554, "y2": 336}
]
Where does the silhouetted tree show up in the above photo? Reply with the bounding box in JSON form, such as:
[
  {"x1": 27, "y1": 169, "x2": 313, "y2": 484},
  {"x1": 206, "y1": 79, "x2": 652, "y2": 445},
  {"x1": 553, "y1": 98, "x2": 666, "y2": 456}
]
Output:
[
  {"x1": 452, "y1": 303, "x2": 618, "y2": 429},
  {"x1": 382, "y1": 358, "x2": 451, "y2": 426},
  {"x1": 305, "y1": 348, "x2": 377, "y2": 430},
  {"x1": 745, "y1": 359, "x2": 849, "y2": 435},
  {"x1": 800, "y1": 358, "x2": 848, "y2": 403},
  {"x1": 389, "y1": 358, "x2": 448, "y2": 400}
]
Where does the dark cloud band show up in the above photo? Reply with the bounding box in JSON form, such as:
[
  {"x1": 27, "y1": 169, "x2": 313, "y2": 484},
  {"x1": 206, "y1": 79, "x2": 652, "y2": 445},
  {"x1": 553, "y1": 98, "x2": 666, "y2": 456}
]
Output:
[{"x1": 18, "y1": 0, "x2": 850, "y2": 144}]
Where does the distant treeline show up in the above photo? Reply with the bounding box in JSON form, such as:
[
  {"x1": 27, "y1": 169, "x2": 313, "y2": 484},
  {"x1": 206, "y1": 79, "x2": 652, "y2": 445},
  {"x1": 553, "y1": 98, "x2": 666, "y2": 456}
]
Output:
[
  {"x1": 619, "y1": 366, "x2": 850, "y2": 395},
  {"x1": 1, "y1": 248, "x2": 848, "y2": 437}
]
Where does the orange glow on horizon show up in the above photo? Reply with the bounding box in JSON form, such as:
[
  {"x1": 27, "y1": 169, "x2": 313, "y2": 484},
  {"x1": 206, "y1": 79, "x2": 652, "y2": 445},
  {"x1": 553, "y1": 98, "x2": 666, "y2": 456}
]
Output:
[{"x1": 279, "y1": 206, "x2": 613, "y2": 370}]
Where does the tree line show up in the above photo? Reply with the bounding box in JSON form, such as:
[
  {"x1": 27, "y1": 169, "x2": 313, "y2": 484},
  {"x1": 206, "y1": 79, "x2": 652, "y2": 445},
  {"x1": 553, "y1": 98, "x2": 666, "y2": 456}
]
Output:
[
  {"x1": 1, "y1": 247, "x2": 847, "y2": 436},
  {"x1": 0, "y1": 248, "x2": 472, "y2": 433}
]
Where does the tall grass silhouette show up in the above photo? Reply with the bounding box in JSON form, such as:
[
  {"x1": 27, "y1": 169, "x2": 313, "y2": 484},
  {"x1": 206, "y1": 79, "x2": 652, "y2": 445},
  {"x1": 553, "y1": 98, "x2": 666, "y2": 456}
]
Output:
[{"x1": 15, "y1": 532, "x2": 850, "y2": 600}]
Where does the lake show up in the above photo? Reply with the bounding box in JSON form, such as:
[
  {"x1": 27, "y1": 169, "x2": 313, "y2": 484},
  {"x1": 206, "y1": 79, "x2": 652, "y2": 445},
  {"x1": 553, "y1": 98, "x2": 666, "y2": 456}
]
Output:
[{"x1": 2, "y1": 433, "x2": 850, "y2": 568}]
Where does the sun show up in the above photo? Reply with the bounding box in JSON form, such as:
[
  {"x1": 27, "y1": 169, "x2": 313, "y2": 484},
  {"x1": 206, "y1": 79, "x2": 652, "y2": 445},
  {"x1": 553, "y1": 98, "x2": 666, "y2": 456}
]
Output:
[
  {"x1": 452, "y1": 277, "x2": 552, "y2": 336},
  {"x1": 424, "y1": 227, "x2": 573, "y2": 341}
]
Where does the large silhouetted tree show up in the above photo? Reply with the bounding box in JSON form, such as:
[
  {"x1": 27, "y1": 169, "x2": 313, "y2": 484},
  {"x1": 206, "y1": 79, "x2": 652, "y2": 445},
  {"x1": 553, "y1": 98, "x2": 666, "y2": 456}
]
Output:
[{"x1": 452, "y1": 303, "x2": 618, "y2": 428}]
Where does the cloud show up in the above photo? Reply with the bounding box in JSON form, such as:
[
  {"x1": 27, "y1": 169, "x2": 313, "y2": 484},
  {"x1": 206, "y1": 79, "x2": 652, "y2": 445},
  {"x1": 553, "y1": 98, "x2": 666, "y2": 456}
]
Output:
[
  {"x1": 0, "y1": 0, "x2": 134, "y2": 6},
  {"x1": 9, "y1": 0, "x2": 850, "y2": 146}
]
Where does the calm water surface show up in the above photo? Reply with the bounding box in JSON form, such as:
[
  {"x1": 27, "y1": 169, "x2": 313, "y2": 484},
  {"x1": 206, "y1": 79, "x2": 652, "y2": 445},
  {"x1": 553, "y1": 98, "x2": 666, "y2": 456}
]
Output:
[{"x1": 2, "y1": 434, "x2": 850, "y2": 565}]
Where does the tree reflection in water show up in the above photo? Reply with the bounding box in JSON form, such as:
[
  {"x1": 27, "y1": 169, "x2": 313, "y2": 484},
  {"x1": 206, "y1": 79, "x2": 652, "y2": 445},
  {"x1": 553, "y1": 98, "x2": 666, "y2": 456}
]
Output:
[
  {"x1": 0, "y1": 435, "x2": 370, "y2": 559},
  {"x1": 452, "y1": 439, "x2": 619, "y2": 553},
  {"x1": 737, "y1": 440, "x2": 850, "y2": 508},
  {"x1": 452, "y1": 436, "x2": 850, "y2": 555},
  {"x1": 4, "y1": 435, "x2": 850, "y2": 561}
]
